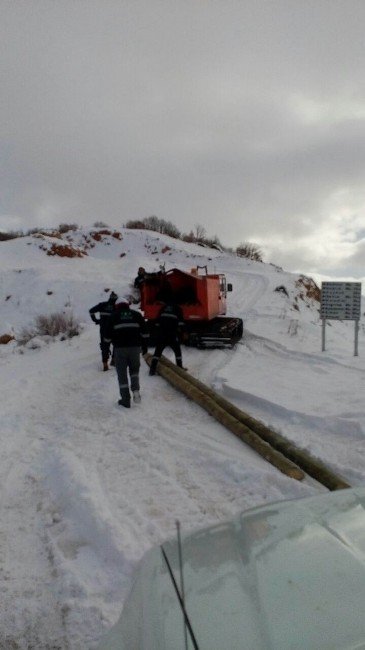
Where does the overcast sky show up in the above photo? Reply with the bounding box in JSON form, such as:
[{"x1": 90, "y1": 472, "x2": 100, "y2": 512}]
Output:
[{"x1": 1, "y1": 0, "x2": 365, "y2": 284}]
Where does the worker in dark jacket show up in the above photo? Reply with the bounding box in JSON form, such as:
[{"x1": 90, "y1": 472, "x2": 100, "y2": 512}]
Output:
[
  {"x1": 149, "y1": 302, "x2": 185, "y2": 376},
  {"x1": 134, "y1": 267, "x2": 146, "y2": 290},
  {"x1": 104, "y1": 297, "x2": 149, "y2": 408},
  {"x1": 89, "y1": 291, "x2": 118, "y2": 371}
]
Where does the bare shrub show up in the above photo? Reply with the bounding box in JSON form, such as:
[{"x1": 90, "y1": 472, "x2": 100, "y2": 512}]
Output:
[
  {"x1": 194, "y1": 224, "x2": 206, "y2": 241},
  {"x1": 26, "y1": 227, "x2": 42, "y2": 236},
  {"x1": 18, "y1": 311, "x2": 81, "y2": 345},
  {"x1": 124, "y1": 219, "x2": 147, "y2": 229},
  {"x1": 181, "y1": 230, "x2": 195, "y2": 243},
  {"x1": 124, "y1": 216, "x2": 181, "y2": 239},
  {"x1": 124, "y1": 216, "x2": 231, "y2": 250},
  {"x1": 16, "y1": 326, "x2": 37, "y2": 346},
  {"x1": 144, "y1": 215, "x2": 161, "y2": 231},
  {"x1": 58, "y1": 223, "x2": 79, "y2": 234},
  {"x1": 181, "y1": 227, "x2": 222, "y2": 250},
  {"x1": 0, "y1": 230, "x2": 23, "y2": 241},
  {"x1": 161, "y1": 220, "x2": 180, "y2": 238},
  {"x1": 203, "y1": 235, "x2": 223, "y2": 251},
  {"x1": 236, "y1": 242, "x2": 263, "y2": 261}
]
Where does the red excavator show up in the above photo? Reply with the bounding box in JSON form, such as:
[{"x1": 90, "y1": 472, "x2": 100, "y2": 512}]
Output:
[{"x1": 140, "y1": 266, "x2": 243, "y2": 348}]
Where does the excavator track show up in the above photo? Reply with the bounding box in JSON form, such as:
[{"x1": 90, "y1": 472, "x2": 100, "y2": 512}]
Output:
[{"x1": 184, "y1": 316, "x2": 243, "y2": 348}]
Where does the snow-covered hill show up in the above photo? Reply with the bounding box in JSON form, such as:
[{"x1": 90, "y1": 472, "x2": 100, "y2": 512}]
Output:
[
  {"x1": 0, "y1": 227, "x2": 364, "y2": 648},
  {"x1": 1, "y1": 227, "x2": 320, "y2": 335}
]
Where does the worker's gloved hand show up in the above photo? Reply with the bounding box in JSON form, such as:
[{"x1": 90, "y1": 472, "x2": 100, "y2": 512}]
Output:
[{"x1": 94, "y1": 319, "x2": 100, "y2": 325}]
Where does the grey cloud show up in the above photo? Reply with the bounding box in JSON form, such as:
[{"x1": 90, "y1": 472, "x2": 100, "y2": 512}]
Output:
[
  {"x1": 338, "y1": 240, "x2": 365, "y2": 274},
  {"x1": 1, "y1": 1, "x2": 365, "y2": 281}
]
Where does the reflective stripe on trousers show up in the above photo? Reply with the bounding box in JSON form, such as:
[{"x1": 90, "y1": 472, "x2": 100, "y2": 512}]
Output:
[{"x1": 114, "y1": 347, "x2": 141, "y2": 400}]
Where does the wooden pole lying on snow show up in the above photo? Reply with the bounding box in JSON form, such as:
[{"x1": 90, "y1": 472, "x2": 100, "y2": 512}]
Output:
[
  {"x1": 144, "y1": 354, "x2": 304, "y2": 481},
  {"x1": 144, "y1": 354, "x2": 351, "y2": 491}
]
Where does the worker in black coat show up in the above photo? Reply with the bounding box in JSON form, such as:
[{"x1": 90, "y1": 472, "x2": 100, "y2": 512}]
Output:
[
  {"x1": 104, "y1": 298, "x2": 149, "y2": 408},
  {"x1": 89, "y1": 291, "x2": 118, "y2": 370},
  {"x1": 134, "y1": 267, "x2": 146, "y2": 291},
  {"x1": 149, "y1": 302, "x2": 185, "y2": 376}
]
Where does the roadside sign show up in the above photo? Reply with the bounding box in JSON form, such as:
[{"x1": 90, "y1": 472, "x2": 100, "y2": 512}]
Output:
[
  {"x1": 321, "y1": 282, "x2": 361, "y2": 320},
  {"x1": 320, "y1": 282, "x2": 362, "y2": 356}
]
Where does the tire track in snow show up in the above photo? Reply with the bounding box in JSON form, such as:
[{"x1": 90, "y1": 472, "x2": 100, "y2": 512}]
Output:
[
  {"x1": 0, "y1": 352, "x2": 71, "y2": 649},
  {"x1": 0, "y1": 333, "x2": 316, "y2": 648},
  {"x1": 0, "y1": 438, "x2": 70, "y2": 649},
  {"x1": 197, "y1": 329, "x2": 365, "y2": 488}
]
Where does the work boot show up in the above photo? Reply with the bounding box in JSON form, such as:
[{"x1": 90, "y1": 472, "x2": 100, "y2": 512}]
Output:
[
  {"x1": 133, "y1": 390, "x2": 141, "y2": 403},
  {"x1": 103, "y1": 361, "x2": 108, "y2": 371},
  {"x1": 118, "y1": 399, "x2": 130, "y2": 408}
]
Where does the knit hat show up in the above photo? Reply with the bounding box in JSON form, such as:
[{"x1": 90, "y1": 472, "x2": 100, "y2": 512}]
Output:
[{"x1": 109, "y1": 291, "x2": 118, "y2": 302}]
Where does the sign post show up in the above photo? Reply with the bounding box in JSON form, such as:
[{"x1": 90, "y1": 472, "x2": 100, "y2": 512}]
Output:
[
  {"x1": 354, "y1": 321, "x2": 359, "y2": 356},
  {"x1": 321, "y1": 318, "x2": 326, "y2": 352},
  {"x1": 320, "y1": 282, "x2": 361, "y2": 356}
]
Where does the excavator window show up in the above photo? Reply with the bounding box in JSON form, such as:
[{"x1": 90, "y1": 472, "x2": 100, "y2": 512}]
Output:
[{"x1": 219, "y1": 276, "x2": 227, "y2": 296}]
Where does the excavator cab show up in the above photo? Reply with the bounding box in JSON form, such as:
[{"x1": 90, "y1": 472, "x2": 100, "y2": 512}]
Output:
[{"x1": 140, "y1": 267, "x2": 243, "y2": 348}]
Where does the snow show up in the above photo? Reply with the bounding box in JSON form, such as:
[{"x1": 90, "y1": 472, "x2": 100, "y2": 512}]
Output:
[{"x1": 0, "y1": 227, "x2": 364, "y2": 648}]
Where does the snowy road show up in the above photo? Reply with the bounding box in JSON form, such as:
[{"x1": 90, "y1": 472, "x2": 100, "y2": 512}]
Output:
[{"x1": 0, "y1": 328, "x2": 314, "y2": 648}]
